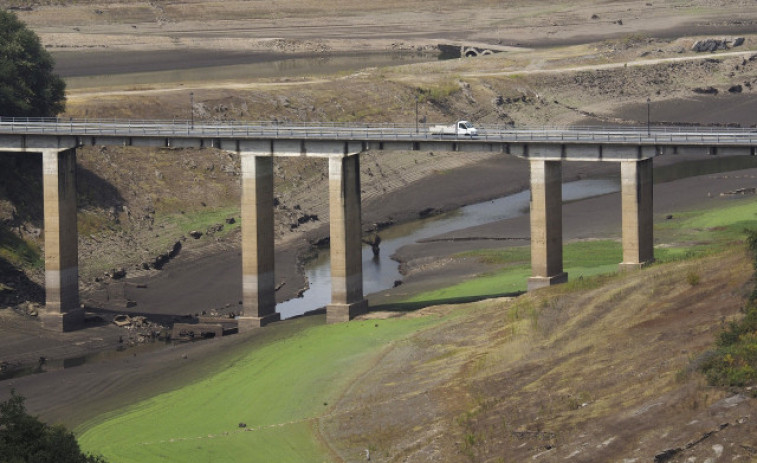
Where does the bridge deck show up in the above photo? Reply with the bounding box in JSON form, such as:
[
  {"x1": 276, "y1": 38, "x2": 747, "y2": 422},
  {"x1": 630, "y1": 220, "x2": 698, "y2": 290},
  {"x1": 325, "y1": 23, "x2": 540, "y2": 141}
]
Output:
[{"x1": 1, "y1": 118, "x2": 756, "y2": 150}]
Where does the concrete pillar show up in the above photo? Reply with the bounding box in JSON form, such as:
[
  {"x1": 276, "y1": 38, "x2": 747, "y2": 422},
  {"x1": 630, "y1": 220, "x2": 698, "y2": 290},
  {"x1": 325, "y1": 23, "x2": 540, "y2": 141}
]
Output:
[
  {"x1": 619, "y1": 159, "x2": 654, "y2": 270},
  {"x1": 238, "y1": 153, "x2": 280, "y2": 329},
  {"x1": 528, "y1": 160, "x2": 568, "y2": 291},
  {"x1": 42, "y1": 148, "x2": 83, "y2": 331},
  {"x1": 327, "y1": 154, "x2": 368, "y2": 323}
]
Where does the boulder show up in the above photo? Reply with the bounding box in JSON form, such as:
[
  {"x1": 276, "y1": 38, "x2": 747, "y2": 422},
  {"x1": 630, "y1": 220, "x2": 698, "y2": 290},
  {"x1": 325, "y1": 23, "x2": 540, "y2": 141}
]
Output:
[
  {"x1": 153, "y1": 253, "x2": 170, "y2": 269},
  {"x1": 107, "y1": 267, "x2": 126, "y2": 279},
  {"x1": 206, "y1": 223, "x2": 224, "y2": 236},
  {"x1": 189, "y1": 230, "x2": 203, "y2": 239},
  {"x1": 692, "y1": 37, "x2": 745, "y2": 52},
  {"x1": 168, "y1": 240, "x2": 182, "y2": 258}
]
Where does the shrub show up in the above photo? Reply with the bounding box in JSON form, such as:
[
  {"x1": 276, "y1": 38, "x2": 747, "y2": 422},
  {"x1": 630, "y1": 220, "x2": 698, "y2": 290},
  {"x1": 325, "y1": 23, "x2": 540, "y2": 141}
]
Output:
[
  {"x1": 699, "y1": 229, "x2": 757, "y2": 388},
  {"x1": 0, "y1": 10, "x2": 66, "y2": 117},
  {"x1": 0, "y1": 390, "x2": 107, "y2": 462}
]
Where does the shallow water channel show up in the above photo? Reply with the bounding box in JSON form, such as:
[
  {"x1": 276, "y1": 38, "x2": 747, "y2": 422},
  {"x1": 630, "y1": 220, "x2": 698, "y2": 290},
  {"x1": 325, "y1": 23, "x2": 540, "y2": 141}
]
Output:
[{"x1": 277, "y1": 179, "x2": 619, "y2": 319}]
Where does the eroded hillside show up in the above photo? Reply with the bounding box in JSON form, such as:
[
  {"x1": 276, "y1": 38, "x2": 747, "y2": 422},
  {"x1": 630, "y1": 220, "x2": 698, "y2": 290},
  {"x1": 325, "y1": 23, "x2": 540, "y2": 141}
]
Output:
[{"x1": 321, "y1": 250, "x2": 757, "y2": 462}]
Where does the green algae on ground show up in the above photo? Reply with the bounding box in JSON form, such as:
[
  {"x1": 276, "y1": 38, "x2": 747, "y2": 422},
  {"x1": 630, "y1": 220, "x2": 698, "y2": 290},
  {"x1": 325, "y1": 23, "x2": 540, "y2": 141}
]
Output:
[
  {"x1": 404, "y1": 196, "x2": 757, "y2": 304},
  {"x1": 78, "y1": 316, "x2": 442, "y2": 463}
]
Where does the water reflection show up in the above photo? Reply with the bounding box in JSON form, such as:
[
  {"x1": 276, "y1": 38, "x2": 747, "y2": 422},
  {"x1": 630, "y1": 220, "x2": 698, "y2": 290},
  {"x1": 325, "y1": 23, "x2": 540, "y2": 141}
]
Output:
[{"x1": 277, "y1": 179, "x2": 619, "y2": 319}]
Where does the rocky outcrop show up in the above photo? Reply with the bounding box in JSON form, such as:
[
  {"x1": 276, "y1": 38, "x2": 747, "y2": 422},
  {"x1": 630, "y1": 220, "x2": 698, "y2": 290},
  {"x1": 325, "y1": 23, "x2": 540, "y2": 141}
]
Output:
[{"x1": 692, "y1": 37, "x2": 745, "y2": 52}]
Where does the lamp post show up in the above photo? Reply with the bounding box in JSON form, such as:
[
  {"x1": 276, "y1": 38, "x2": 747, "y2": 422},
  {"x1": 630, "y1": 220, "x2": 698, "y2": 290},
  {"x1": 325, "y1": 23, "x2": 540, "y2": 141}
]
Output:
[
  {"x1": 190, "y1": 92, "x2": 194, "y2": 129},
  {"x1": 646, "y1": 97, "x2": 650, "y2": 137},
  {"x1": 415, "y1": 95, "x2": 419, "y2": 134}
]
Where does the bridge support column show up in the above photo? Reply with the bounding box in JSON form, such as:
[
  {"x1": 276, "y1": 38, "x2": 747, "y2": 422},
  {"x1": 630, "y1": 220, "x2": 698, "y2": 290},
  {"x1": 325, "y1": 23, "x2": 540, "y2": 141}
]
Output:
[
  {"x1": 327, "y1": 155, "x2": 368, "y2": 323},
  {"x1": 528, "y1": 160, "x2": 568, "y2": 291},
  {"x1": 619, "y1": 159, "x2": 654, "y2": 270},
  {"x1": 42, "y1": 148, "x2": 83, "y2": 331},
  {"x1": 239, "y1": 153, "x2": 280, "y2": 330}
]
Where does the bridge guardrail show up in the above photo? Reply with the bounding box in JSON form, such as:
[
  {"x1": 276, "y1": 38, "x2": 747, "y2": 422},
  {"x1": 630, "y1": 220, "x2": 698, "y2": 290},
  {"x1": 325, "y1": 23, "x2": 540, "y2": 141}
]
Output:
[{"x1": 0, "y1": 117, "x2": 756, "y2": 146}]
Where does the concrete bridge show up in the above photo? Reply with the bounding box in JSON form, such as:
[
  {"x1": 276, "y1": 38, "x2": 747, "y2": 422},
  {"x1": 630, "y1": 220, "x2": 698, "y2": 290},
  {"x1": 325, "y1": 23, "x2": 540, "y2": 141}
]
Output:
[{"x1": 1, "y1": 118, "x2": 756, "y2": 331}]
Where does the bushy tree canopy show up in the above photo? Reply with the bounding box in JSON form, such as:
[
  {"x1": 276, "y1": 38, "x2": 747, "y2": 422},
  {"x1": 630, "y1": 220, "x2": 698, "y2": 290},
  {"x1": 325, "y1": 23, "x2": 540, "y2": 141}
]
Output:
[
  {"x1": 0, "y1": 9, "x2": 65, "y2": 117},
  {"x1": 0, "y1": 390, "x2": 107, "y2": 463}
]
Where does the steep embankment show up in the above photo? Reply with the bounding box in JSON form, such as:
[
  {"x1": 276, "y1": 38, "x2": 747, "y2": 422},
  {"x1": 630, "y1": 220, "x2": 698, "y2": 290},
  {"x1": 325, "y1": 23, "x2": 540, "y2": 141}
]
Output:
[{"x1": 320, "y1": 250, "x2": 757, "y2": 462}]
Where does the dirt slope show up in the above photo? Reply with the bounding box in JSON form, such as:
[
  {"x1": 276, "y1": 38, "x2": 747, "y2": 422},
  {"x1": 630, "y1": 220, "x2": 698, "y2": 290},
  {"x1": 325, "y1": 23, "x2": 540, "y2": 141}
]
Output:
[{"x1": 321, "y1": 250, "x2": 757, "y2": 462}]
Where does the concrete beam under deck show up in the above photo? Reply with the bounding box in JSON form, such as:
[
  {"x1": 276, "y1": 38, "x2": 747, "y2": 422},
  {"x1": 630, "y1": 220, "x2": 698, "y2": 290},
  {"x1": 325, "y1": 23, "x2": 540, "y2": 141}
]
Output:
[
  {"x1": 521, "y1": 143, "x2": 662, "y2": 162},
  {"x1": 0, "y1": 135, "x2": 77, "y2": 152}
]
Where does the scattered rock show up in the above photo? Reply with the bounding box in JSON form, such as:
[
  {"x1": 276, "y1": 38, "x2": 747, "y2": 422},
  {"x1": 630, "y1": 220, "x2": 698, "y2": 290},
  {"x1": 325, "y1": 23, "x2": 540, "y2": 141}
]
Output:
[
  {"x1": 721, "y1": 187, "x2": 756, "y2": 196},
  {"x1": 419, "y1": 208, "x2": 440, "y2": 218},
  {"x1": 693, "y1": 86, "x2": 719, "y2": 94},
  {"x1": 206, "y1": 223, "x2": 224, "y2": 236},
  {"x1": 107, "y1": 267, "x2": 126, "y2": 279},
  {"x1": 692, "y1": 37, "x2": 745, "y2": 52},
  {"x1": 168, "y1": 240, "x2": 182, "y2": 258},
  {"x1": 653, "y1": 448, "x2": 680, "y2": 462},
  {"x1": 113, "y1": 314, "x2": 132, "y2": 327},
  {"x1": 152, "y1": 253, "x2": 169, "y2": 269},
  {"x1": 297, "y1": 214, "x2": 318, "y2": 224},
  {"x1": 24, "y1": 302, "x2": 40, "y2": 317}
]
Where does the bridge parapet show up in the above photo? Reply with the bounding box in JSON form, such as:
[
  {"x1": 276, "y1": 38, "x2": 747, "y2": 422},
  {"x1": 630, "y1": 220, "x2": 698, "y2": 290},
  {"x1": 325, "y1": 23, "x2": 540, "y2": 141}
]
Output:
[{"x1": 1, "y1": 118, "x2": 756, "y2": 160}]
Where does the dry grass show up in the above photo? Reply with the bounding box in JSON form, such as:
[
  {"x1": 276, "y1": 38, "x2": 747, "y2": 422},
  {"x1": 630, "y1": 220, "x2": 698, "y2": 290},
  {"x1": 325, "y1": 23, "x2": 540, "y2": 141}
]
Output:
[{"x1": 320, "y1": 249, "x2": 757, "y2": 461}]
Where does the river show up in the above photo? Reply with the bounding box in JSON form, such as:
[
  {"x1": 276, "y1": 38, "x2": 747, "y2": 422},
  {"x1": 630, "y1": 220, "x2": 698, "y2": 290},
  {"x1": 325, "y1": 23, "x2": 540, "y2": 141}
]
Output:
[{"x1": 276, "y1": 179, "x2": 620, "y2": 319}]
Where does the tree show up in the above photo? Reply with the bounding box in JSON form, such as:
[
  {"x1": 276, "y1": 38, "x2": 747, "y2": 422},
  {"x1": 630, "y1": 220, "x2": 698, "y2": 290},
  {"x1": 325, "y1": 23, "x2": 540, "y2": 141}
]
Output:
[
  {"x1": 0, "y1": 390, "x2": 107, "y2": 463},
  {"x1": 0, "y1": 9, "x2": 66, "y2": 117}
]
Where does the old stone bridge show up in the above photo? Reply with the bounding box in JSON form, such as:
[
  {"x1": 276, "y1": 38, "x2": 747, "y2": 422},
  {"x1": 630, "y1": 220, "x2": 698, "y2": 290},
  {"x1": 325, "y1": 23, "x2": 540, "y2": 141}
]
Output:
[{"x1": 1, "y1": 118, "x2": 756, "y2": 331}]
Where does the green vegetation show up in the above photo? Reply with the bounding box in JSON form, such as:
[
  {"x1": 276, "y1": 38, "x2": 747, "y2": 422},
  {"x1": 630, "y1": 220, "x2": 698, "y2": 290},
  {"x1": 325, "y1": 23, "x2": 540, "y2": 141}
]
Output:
[
  {"x1": 78, "y1": 315, "x2": 443, "y2": 462},
  {"x1": 0, "y1": 10, "x2": 65, "y2": 117},
  {"x1": 405, "y1": 197, "x2": 757, "y2": 305},
  {"x1": 157, "y1": 206, "x2": 240, "y2": 236},
  {"x1": 0, "y1": 227, "x2": 42, "y2": 269},
  {"x1": 416, "y1": 79, "x2": 461, "y2": 104},
  {"x1": 0, "y1": 391, "x2": 107, "y2": 463},
  {"x1": 403, "y1": 240, "x2": 625, "y2": 303},
  {"x1": 699, "y1": 229, "x2": 757, "y2": 390}
]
